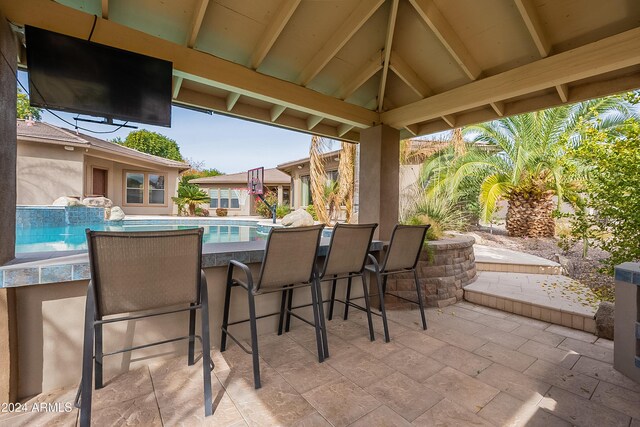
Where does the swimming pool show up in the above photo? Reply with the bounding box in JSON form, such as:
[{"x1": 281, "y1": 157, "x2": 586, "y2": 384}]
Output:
[{"x1": 16, "y1": 220, "x2": 265, "y2": 253}]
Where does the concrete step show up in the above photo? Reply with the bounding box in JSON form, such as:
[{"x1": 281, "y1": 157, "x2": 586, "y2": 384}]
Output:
[
  {"x1": 464, "y1": 271, "x2": 597, "y2": 334},
  {"x1": 474, "y1": 245, "x2": 562, "y2": 275}
]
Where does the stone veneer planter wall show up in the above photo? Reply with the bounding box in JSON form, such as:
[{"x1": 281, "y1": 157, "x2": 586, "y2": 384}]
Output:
[{"x1": 384, "y1": 235, "x2": 477, "y2": 308}]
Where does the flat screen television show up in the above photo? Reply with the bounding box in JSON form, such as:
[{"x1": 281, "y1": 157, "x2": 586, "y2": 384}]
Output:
[{"x1": 26, "y1": 25, "x2": 172, "y2": 127}]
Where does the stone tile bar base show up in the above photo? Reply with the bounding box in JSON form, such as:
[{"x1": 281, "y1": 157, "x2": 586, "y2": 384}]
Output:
[
  {"x1": 385, "y1": 235, "x2": 477, "y2": 309},
  {"x1": 613, "y1": 262, "x2": 640, "y2": 383},
  {"x1": 0, "y1": 287, "x2": 17, "y2": 403}
]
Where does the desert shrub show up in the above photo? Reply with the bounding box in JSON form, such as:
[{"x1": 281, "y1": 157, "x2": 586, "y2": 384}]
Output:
[
  {"x1": 276, "y1": 204, "x2": 291, "y2": 219},
  {"x1": 196, "y1": 207, "x2": 210, "y2": 217},
  {"x1": 405, "y1": 190, "x2": 468, "y2": 240},
  {"x1": 215, "y1": 208, "x2": 228, "y2": 217}
]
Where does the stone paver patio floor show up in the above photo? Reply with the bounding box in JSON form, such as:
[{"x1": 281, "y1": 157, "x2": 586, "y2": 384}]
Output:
[{"x1": 1, "y1": 302, "x2": 638, "y2": 427}]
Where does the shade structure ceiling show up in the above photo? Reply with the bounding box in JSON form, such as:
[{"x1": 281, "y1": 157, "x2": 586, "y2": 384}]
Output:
[{"x1": 2, "y1": 0, "x2": 640, "y2": 142}]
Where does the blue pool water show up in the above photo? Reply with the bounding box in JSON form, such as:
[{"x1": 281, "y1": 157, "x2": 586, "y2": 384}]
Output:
[{"x1": 16, "y1": 221, "x2": 265, "y2": 253}]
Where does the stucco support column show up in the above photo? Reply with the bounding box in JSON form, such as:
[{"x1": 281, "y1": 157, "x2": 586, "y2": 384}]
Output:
[
  {"x1": 0, "y1": 8, "x2": 18, "y2": 404},
  {"x1": 277, "y1": 185, "x2": 284, "y2": 205},
  {"x1": 0, "y1": 8, "x2": 16, "y2": 265},
  {"x1": 358, "y1": 124, "x2": 400, "y2": 240}
]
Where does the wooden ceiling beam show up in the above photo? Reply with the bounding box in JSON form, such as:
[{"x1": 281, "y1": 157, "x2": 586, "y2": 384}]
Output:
[
  {"x1": 389, "y1": 51, "x2": 431, "y2": 98},
  {"x1": 377, "y1": 0, "x2": 399, "y2": 112},
  {"x1": 226, "y1": 92, "x2": 241, "y2": 111},
  {"x1": 250, "y1": 0, "x2": 301, "y2": 69},
  {"x1": 2, "y1": 0, "x2": 379, "y2": 128},
  {"x1": 382, "y1": 26, "x2": 640, "y2": 128},
  {"x1": 441, "y1": 114, "x2": 455, "y2": 127},
  {"x1": 101, "y1": 0, "x2": 108, "y2": 19},
  {"x1": 176, "y1": 89, "x2": 360, "y2": 142},
  {"x1": 307, "y1": 115, "x2": 323, "y2": 130},
  {"x1": 187, "y1": 0, "x2": 209, "y2": 48},
  {"x1": 335, "y1": 56, "x2": 382, "y2": 100},
  {"x1": 489, "y1": 101, "x2": 505, "y2": 117},
  {"x1": 337, "y1": 123, "x2": 354, "y2": 137},
  {"x1": 556, "y1": 83, "x2": 569, "y2": 103},
  {"x1": 415, "y1": 71, "x2": 640, "y2": 136},
  {"x1": 296, "y1": 0, "x2": 385, "y2": 86},
  {"x1": 270, "y1": 105, "x2": 286, "y2": 122},
  {"x1": 514, "y1": 0, "x2": 550, "y2": 57},
  {"x1": 408, "y1": 0, "x2": 481, "y2": 80},
  {"x1": 404, "y1": 124, "x2": 419, "y2": 136},
  {"x1": 172, "y1": 76, "x2": 183, "y2": 99}
]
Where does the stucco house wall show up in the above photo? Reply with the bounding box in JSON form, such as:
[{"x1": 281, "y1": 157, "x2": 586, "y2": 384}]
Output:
[
  {"x1": 16, "y1": 121, "x2": 188, "y2": 215},
  {"x1": 17, "y1": 140, "x2": 84, "y2": 204},
  {"x1": 190, "y1": 168, "x2": 290, "y2": 217}
]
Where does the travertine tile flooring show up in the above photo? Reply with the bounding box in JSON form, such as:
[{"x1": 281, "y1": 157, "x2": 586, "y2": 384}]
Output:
[{"x1": 2, "y1": 302, "x2": 639, "y2": 426}]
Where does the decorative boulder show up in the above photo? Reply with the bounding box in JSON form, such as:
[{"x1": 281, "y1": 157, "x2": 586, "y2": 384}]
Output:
[
  {"x1": 82, "y1": 196, "x2": 113, "y2": 208},
  {"x1": 595, "y1": 301, "x2": 614, "y2": 340},
  {"x1": 281, "y1": 208, "x2": 314, "y2": 227},
  {"x1": 52, "y1": 196, "x2": 84, "y2": 207},
  {"x1": 108, "y1": 206, "x2": 125, "y2": 221}
]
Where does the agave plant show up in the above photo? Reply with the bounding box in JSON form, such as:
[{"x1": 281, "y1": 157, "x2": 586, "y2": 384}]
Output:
[{"x1": 421, "y1": 95, "x2": 636, "y2": 237}]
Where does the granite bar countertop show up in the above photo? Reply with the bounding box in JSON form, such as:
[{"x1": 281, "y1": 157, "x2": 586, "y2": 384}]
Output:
[
  {"x1": 614, "y1": 262, "x2": 640, "y2": 286},
  {"x1": 0, "y1": 238, "x2": 383, "y2": 288}
]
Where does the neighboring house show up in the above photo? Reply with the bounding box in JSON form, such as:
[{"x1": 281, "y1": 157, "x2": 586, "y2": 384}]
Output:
[
  {"x1": 16, "y1": 120, "x2": 190, "y2": 215},
  {"x1": 277, "y1": 150, "x2": 341, "y2": 210},
  {"x1": 190, "y1": 168, "x2": 291, "y2": 216}
]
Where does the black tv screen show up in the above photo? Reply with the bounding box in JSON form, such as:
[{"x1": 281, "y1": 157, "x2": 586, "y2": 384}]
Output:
[{"x1": 26, "y1": 26, "x2": 172, "y2": 127}]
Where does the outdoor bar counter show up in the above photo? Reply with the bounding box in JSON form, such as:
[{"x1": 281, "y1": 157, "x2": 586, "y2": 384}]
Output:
[{"x1": 0, "y1": 239, "x2": 383, "y2": 399}]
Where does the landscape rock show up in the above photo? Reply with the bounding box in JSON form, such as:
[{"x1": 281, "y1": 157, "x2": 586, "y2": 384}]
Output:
[
  {"x1": 52, "y1": 196, "x2": 84, "y2": 207},
  {"x1": 595, "y1": 301, "x2": 614, "y2": 340},
  {"x1": 82, "y1": 196, "x2": 113, "y2": 208},
  {"x1": 281, "y1": 208, "x2": 314, "y2": 227},
  {"x1": 108, "y1": 206, "x2": 125, "y2": 221}
]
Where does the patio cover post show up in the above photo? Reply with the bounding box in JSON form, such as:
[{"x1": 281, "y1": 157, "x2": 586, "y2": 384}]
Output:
[
  {"x1": 0, "y1": 7, "x2": 16, "y2": 265},
  {"x1": 357, "y1": 124, "x2": 400, "y2": 240},
  {"x1": 0, "y1": 10, "x2": 18, "y2": 403}
]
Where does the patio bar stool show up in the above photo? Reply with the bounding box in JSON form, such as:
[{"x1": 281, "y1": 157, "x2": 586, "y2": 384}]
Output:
[
  {"x1": 285, "y1": 223, "x2": 379, "y2": 341},
  {"x1": 220, "y1": 224, "x2": 327, "y2": 389},
  {"x1": 363, "y1": 224, "x2": 431, "y2": 342},
  {"x1": 76, "y1": 228, "x2": 214, "y2": 427}
]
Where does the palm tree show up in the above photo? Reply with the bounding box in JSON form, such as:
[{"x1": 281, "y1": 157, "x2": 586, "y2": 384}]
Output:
[
  {"x1": 310, "y1": 135, "x2": 330, "y2": 224},
  {"x1": 337, "y1": 141, "x2": 356, "y2": 223},
  {"x1": 422, "y1": 95, "x2": 636, "y2": 237}
]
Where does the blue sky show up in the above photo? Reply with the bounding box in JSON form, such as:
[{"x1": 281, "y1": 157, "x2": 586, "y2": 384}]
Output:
[{"x1": 18, "y1": 70, "x2": 333, "y2": 174}]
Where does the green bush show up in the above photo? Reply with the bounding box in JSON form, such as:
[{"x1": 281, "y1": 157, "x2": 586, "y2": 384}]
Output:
[
  {"x1": 306, "y1": 205, "x2": 318, "y2": 220},
  {"x1": 276, "y1": 204, "x2": 291, "y2": 219},
  {"x1": 569, "y1": 118, "x2": 640, "y2": 274},
  {"x1": 255, "y1": 191, "x2": 277, "y2": 218}
]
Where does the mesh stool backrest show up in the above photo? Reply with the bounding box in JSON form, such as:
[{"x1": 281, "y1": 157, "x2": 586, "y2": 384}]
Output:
[
  {"x1": 257, "y1": 225, "x2": 324, "y2": 292},
  {"x1": 321, "y1": 223, "x2": 377, "y2": 278},
  {"x1": 87, "y1": 228, "x2": 203, "y2": 317},
  {"x1": 382, "y1": 225, "x2": 430, "y2": 272}
]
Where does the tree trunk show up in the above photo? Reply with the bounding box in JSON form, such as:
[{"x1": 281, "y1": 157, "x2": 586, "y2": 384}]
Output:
[
  {"x1": 506, "y1": 191, "x2": 555, "y2": 237},
  {"x1": 310, "y1": 135, "x2": 329, "y2": 224},
  {"x1": 338, "y1": 141, "x2": 356, "y2": 223}
]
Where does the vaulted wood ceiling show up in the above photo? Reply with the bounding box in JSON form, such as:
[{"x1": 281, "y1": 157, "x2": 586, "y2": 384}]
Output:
[{"x1": 3, "y1": 0, "x2": 640, "y2": 142}]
